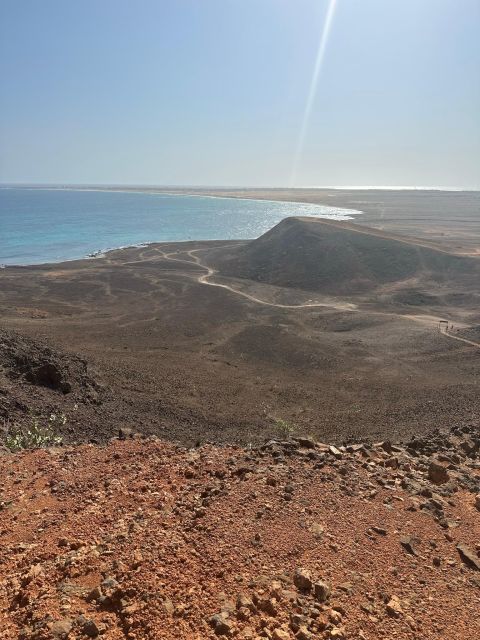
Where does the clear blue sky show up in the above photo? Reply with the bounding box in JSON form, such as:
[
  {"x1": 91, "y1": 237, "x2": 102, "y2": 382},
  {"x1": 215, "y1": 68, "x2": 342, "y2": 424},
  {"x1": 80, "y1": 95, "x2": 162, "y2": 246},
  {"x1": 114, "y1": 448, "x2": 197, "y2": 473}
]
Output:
[{"x1": 1, "y1": 0, "x2": 479, "y2": 188}]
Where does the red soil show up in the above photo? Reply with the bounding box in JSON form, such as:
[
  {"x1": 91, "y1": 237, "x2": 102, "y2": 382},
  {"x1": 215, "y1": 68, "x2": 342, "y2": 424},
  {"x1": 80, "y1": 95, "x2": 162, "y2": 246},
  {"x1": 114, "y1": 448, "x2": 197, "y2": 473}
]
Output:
[{"x1": 0, "y1": 435, "x2": 479, "y2": 639}]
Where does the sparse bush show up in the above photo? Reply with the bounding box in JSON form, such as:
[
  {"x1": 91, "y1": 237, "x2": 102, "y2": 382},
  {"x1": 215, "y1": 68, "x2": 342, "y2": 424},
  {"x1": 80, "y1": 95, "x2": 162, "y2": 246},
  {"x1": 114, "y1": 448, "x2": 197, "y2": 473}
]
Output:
[
  {"x1": 274, "y1": 418, "x2": 296, "y2": 439},
  {"x1": 3, "y1": 413, "x2": 64, "y2": 452}
]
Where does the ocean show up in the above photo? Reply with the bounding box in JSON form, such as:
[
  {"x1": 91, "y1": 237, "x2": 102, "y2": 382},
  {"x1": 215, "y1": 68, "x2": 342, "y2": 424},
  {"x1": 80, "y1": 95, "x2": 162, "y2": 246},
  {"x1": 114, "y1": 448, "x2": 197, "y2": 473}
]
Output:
[{"x1": 0, "y1": 188, "x2": 360, "y2": 266}]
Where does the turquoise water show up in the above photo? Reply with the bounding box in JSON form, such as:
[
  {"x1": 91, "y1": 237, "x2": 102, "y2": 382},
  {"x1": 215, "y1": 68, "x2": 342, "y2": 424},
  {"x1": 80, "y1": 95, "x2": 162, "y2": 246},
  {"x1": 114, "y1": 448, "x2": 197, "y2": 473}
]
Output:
[{"x1": 0, "y1": 188, "x2": 360, "y2": 266}]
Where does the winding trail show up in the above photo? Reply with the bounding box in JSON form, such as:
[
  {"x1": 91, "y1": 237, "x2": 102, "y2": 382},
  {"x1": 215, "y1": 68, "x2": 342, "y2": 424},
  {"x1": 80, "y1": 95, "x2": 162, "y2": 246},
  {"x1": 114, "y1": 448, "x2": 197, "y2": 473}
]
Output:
[
  {"x1": 157, "y1": 247, "x2": 480, "y2": 350},
  {"x1": 160, "y1": 247, "x2": 357, "y2": 312},
  {"x1": 439, "y1": 323, "x2": 480, "y2": 349}
]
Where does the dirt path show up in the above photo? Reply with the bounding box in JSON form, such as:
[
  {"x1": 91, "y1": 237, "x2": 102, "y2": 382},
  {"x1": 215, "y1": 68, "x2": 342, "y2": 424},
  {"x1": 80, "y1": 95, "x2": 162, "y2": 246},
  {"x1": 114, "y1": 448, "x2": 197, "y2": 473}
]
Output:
[
  {"x1": 160, "y1": 248, "x2": 358, "y2": 312},
  {"x1": 157, "y1": 248, "x2": 480, "y2": 350},
  {"x1": 439, "y1": 323, "x2": 480, "y2": 349}
]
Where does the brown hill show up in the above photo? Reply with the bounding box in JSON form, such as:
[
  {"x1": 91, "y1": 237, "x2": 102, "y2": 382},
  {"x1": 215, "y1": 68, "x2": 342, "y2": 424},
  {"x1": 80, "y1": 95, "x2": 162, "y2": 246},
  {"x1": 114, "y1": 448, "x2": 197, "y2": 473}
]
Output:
[{"x1": 208, "y1": 217, "x2": 480, "y2": 296}]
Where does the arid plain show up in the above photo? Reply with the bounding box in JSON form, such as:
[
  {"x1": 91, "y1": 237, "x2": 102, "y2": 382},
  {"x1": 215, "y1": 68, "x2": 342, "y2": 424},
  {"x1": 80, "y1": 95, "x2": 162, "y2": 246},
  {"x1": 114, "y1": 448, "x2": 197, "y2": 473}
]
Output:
[{"x1": 1, "y1": 190, "x2": 479, "y2": 447}]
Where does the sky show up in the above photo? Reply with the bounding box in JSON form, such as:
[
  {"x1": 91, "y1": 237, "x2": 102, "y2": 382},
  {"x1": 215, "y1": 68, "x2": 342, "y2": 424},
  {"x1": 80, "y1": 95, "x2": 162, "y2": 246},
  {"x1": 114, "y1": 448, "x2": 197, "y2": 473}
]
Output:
[{"x1": 0, "y1": 0, "x2": 479, "y2": 188}]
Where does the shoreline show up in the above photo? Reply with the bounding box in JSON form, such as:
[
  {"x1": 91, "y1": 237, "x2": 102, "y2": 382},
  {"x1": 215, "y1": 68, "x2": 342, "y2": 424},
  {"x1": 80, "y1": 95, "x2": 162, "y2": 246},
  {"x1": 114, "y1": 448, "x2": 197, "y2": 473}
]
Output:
[
  {"x1": 0, "y1": 190, "x2": 362, "y2": 267},
  {"x1": 3, "y1": 186, "x2": 480, "y2": 266},
  {"x1": 2, "y1": 184, "x2": 478, "y2": 192},
  {"x1": 0, "y1": 238, "x2": 247, "y2": 270},
  {"x1": 0, "y1": 184, "x2": 365, "y2": 213}
]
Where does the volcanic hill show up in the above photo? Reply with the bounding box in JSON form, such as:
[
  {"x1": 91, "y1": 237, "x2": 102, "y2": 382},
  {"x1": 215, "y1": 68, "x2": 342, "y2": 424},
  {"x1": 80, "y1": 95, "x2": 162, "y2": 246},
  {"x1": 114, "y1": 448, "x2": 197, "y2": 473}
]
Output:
[{"x1": 208, "y1": 217, "x2": 480, "y2": 298}]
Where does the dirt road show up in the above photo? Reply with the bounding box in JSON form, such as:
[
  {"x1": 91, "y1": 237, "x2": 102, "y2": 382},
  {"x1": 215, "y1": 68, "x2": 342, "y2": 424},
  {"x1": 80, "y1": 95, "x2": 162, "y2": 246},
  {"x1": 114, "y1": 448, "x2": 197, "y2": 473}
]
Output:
[
  {"x1": 160, "y1": 248, "x2": 480, "y2": 352},
  {"x1": 440, "y1": 323, "x2": 480, "y2": 349},
  {"x1": 160, "y1": 247, "x2": 358, "y2": 311}
]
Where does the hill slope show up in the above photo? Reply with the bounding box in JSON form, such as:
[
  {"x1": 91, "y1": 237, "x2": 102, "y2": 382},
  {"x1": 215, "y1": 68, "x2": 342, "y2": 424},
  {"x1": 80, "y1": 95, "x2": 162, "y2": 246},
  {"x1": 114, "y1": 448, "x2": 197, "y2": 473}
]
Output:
[
  {"x1": 1, "y1": 430, "x2": 479, "y2": 639},
  {"x1": 208, "y1": 217, "x2": 480, "y2": 296}
]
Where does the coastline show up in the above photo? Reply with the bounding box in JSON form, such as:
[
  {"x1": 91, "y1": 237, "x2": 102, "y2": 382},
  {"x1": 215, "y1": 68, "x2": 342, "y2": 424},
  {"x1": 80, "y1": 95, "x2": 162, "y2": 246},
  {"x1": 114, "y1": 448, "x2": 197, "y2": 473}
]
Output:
[
  {"x1": 0, "y1": 190, "x2": 362, "y2": 267},
  {"x1": 2, "y1": 184, "x2": 478, "y2": 191},
  {"x1": 1, "y1": 239, "x2": 226, "y2": 269},
  {"x1": 0, "y1": 184, "x2": 365, "y2": 214},
  {"x1": 2, "y1": 186, "x2": 480, "y2": 266}
]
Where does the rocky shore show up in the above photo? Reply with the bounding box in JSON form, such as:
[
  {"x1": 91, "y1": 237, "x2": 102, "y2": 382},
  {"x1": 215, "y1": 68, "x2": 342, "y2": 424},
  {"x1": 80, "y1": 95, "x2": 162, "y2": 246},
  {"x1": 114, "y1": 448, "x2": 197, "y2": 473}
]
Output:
[{"x1": 1, "y1": 424, "x2": 479, "y2": 639}]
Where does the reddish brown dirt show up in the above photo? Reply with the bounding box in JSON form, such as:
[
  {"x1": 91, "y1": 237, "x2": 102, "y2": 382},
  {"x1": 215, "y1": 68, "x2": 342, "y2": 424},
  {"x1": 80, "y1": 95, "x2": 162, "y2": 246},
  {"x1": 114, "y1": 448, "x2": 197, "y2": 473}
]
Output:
[{"x1": 1, "y1": 433, "x2": 479, "y2": 639}]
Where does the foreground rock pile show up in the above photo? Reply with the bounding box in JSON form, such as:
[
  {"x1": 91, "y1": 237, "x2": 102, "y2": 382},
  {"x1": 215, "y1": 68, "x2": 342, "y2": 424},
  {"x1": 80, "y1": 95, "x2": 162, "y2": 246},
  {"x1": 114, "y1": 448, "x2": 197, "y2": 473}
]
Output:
[
  {"x1": 0, "y1": 330, "x2": 102, "y2": 398},
  {"x1": 0, "y1": 330, "x2": 106, "y2": 440},
  {"x1": 0, "y1": 426, "x2": 479, "y2": 639}
]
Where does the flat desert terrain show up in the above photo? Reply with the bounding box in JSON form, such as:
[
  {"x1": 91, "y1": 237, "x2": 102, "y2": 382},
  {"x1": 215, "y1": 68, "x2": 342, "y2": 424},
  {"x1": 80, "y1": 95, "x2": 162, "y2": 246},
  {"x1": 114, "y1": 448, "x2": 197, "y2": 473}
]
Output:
[{"x1": 1, "y1": 199, "x2": 479, "y2": 447}]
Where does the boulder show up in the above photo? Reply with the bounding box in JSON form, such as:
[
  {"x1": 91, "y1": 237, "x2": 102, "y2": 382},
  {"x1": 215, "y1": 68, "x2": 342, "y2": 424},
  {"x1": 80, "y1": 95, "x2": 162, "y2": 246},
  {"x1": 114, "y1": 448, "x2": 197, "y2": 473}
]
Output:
[
  {"x1": 457, "y1": 543, "x2": 480, "y2": 570},
  {"x1": 314, "y1": 581, "x2": 331, "y2": 602},
  {"x1": 400, "y1": 535, "x2": 419, "y2": 556},
  {"x1": 386, "y1": 596, "x2": 403, "y2": 618},
  {"x1": 209, "y1": 613, "x2": 232, "y2": 636},
  {"x1": 428, "y1": 460, "x2": 449, "y2": 485},
  {"x1": 50, "y1": 620, "x2": 73, "y2": 639},
  {"x1": 293, "y1": 568, "x2": 313, "y2": 592}
]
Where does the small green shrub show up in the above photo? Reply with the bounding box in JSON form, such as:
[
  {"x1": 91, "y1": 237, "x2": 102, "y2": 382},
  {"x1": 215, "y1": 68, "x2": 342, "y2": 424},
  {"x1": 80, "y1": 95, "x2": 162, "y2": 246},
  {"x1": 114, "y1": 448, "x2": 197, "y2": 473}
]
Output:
[
  {"x1": 274, "y1": 418, "x2": 296, "y2": 439},
  {"x1": 3, "y1": 414, "x2": 64, "y2": 452}
]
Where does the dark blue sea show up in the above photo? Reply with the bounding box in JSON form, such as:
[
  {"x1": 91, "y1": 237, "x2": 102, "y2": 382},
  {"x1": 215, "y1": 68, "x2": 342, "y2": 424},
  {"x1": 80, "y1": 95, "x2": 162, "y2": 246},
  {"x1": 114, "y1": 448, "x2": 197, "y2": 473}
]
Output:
[{"x1": 0, "y1": 188, "x2": 360, "y2": 265}]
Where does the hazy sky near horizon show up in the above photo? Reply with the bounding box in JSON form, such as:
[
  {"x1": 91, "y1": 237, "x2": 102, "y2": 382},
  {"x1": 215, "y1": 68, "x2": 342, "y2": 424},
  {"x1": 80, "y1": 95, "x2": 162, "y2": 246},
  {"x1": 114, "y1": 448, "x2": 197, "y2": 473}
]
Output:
[{"x1": 0, "y1": 0, "x2": 479, "y2": 188}]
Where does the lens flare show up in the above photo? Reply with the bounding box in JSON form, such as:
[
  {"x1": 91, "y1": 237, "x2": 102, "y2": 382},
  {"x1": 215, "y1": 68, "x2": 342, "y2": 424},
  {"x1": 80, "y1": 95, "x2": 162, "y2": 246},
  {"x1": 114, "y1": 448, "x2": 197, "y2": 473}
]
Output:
[{"x1": 290, "y1": 0, "x2": 338, "y2": 187}]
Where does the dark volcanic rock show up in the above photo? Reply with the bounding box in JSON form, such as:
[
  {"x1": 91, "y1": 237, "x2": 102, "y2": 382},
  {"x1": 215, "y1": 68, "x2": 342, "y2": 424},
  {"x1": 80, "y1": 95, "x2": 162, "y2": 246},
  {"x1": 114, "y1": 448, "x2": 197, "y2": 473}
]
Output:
[
  {"x1": 0, "y1": 329, "x2": 100, "y2": 396},
  {"x1": 25, "y1": 362, "x2": 71, "y2": 393}
]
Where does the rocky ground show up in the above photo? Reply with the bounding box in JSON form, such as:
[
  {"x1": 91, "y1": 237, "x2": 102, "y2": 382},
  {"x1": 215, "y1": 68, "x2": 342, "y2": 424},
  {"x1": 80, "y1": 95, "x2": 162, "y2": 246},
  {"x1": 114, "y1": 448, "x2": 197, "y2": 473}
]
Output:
[
  {"x1": 2, "y1": 237, "x2": 480, "y2": 448},
  {"x1": 1, "y1": 425, "x2": 479, "y2": 639}
]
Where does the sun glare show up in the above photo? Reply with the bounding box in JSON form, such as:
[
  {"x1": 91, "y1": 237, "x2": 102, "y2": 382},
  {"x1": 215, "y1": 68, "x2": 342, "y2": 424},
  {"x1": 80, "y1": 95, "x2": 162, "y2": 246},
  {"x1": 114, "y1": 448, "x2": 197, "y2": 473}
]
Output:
[{"x1": 290, "y1": 0, "x2": 338, "y2": 187}]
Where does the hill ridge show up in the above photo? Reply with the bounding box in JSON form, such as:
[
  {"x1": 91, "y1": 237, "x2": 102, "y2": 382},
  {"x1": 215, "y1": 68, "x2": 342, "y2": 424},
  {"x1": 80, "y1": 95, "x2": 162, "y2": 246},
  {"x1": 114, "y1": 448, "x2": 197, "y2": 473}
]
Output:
[{"x1": 207, "y1": 217, "x2": 480, "y2": 297}]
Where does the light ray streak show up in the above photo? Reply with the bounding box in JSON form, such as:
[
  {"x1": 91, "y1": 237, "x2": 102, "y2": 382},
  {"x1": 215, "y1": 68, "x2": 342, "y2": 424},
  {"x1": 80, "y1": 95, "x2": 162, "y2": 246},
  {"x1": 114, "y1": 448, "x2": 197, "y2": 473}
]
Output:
[{"x1": 290, "y1": 0, "x2": 338, "y2": 187}]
